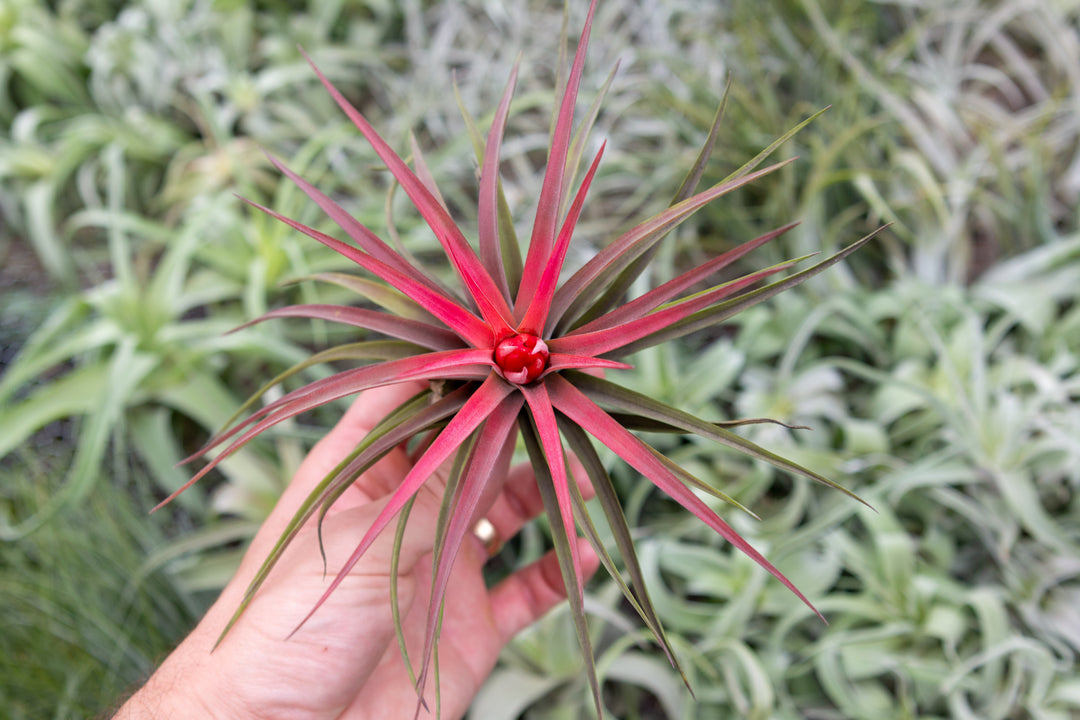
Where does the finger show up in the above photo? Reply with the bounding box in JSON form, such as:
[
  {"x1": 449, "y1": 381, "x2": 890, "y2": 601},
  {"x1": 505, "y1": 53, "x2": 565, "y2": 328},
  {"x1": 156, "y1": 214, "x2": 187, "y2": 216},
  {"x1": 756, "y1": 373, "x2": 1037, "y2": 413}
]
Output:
[
  {"x1": 288, "y1": 380, "x2": 428, "y2": 501},
  {"x1": 489, "y1": 536, "x2": 600, "y2": 644},
  {"x1": 248, "y1": 381, "x2": 427, "y2": 559},
  {"x1": 474, "y1": 452, "x2": 595, "y2": 556},
  {"x1": 470, "y1": 462, "x2": 538, "y2": 553}
]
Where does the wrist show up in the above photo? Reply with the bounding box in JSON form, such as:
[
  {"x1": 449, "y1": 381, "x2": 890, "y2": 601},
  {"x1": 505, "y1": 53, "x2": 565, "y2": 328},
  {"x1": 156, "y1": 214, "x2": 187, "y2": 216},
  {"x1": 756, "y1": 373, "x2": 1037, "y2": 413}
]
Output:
[
  {"x1": 112, "y1": 640, "x2": 244, "y2": 720},
  {"x1": 113, "y1": 672, "x2": 227, "y2": 720}
]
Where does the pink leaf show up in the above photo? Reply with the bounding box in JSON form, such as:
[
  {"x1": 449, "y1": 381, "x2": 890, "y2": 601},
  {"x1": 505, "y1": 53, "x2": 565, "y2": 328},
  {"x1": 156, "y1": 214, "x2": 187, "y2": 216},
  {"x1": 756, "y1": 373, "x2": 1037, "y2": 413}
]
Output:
[
  {"x1": 546, "y1": 375, "x2": 823, "y2": 619},
  {"x1": 289, "y1": 375, "x2": 515, "y2": 634},
  {"x1": 158, "y1": 352, "x2": 494, "y2": 510},
  {"x1": 610, "y1": 229, "x2": 885, "y2": 356},
  {"x1": 409, "y1": 132, "x2": 450, "y2": 214},
  {"x1": 549, "y1": 159, "x2": 797, "y2": 331},
  {"x1": 514, "y1": 0, "x2": 599, "y2": 316},
  {"x1": 551, "y1": 261, "x2": 799, "y2": 358},
  {"x1": 520, "y1": 382, "x2": 584, "y2": 608},
  {"x1": 517, "y1": 143, "x2": 605, "y2": 336},
  {"x1": 572, "y1": 222, "x2": 798, "y2": 335},
  {"x1": 243, "y1": 198, "x2": 493, "y2": 348},
  {"x1": 300, "y1": 50, "x2": 516, "y2": 337}
]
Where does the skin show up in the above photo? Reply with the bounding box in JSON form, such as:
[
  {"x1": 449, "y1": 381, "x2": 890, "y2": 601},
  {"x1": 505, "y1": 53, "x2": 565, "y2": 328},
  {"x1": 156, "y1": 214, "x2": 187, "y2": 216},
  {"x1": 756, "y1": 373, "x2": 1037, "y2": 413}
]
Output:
[{"x1": 115, "y1": 381, "x2": 598, "y2": 720}]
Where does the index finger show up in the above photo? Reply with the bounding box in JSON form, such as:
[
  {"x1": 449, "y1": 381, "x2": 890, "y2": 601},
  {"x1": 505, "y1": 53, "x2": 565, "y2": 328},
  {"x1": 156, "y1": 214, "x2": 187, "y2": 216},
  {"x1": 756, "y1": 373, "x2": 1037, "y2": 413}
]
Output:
[{"x1": 249, "y1": 380, "x2": 427, "y2": 556}]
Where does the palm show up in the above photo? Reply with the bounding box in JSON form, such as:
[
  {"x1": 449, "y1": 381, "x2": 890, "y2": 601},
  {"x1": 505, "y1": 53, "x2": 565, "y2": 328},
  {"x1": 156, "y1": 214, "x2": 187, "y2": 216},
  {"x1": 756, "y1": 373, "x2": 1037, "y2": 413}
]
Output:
[
  {"x1": 163, "y1": 383, "x2": 586, "y2": 720},
  {"x1": 346, "y1": 536, "x2": 506, "y2": 718}
]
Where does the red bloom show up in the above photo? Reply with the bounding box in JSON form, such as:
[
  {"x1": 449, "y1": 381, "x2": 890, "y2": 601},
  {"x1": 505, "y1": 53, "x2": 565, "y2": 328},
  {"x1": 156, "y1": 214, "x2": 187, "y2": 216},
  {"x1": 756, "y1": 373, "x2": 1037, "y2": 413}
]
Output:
[{"x1": 493, "y1": 334, "x2": 549, "y2": 384}]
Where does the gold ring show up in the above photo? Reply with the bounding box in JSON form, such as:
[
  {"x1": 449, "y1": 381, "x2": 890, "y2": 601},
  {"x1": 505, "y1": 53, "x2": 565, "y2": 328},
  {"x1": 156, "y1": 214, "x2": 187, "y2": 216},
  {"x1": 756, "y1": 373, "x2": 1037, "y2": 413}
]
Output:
[{"x1": 472, "y1": 518, "x2": 502, "y2": 558}]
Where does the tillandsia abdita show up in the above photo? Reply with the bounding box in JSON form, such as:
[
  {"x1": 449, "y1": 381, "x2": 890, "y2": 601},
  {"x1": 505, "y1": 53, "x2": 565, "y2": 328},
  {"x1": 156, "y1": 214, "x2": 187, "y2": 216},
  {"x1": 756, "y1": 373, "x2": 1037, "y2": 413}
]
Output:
[{"x1": 160, "y1": 0, "x2": 878, "y2": 715}]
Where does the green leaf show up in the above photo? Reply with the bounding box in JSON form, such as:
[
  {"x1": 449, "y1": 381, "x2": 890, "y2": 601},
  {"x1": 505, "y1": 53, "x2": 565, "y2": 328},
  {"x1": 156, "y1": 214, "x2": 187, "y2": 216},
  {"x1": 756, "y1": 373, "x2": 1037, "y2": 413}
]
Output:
[
  {"x1": 672, "y1": 78, "x2": 732, "y2": 203},
  {"x1": 214, "y1": 388, "x2": 464, "y2": 645},
  {"x1": 519, "y1": 412, "x2": 603, "y2": 720},
  {"x1": 0, "y1": 363, "x2": 107, "y2": 460},
  {"x1": 476, "y1": 61, "x2": 520, "y2": 303},
  {"x1": 1, "y1": 339, "x2": 157, "y2": 540},
  {"x1": 722, "y1": 106, "x2": 830, "y2": 185},
  {"x1": 391, "y1": 496, "x2": 419, "y2": 688},
  {"x1": 287, "y1": 272, "x2": 437, "y2": 322},
  {"x1": 611, "y1": 227, "x2": 886, "y2": 356},
  {"x1": 560, "y1": 61, "x2": 619, "y2": 221},
  {"x1": 568, "y1": 371, "x2": 870, "y2": 507},
  {"x1": 576, "y1": 78, "x2": 732, "y2": 326},
  {"x1": 0, "y1": 303, "x2": 116, "y2": 406},
  {"x1": 559, "y1": 420, "x2": 688, "y2": 685}
]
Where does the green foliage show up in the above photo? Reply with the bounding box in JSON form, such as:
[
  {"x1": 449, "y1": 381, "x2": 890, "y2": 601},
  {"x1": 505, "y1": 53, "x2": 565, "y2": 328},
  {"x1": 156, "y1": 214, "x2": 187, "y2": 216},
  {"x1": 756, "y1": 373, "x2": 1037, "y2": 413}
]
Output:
[
  {"x1": 0, "y1": 0, "x2": 406, "y2": 285},
  {"x1": 0, "y1": 467, "x2": 206, "y2": 719},
  {"x1": 475, "y1": 239, "x2": 1080, "y2": 718},
  {"x1": 637, "y1": 0, "x2": 1080, "y2": 284}
]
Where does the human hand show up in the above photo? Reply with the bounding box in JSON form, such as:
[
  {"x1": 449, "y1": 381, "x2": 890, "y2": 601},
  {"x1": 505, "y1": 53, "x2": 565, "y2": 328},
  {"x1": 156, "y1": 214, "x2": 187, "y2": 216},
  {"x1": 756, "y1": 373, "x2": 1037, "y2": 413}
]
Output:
[{"x1": 116, "y1": 381, "x2": 599, "y2": 720}]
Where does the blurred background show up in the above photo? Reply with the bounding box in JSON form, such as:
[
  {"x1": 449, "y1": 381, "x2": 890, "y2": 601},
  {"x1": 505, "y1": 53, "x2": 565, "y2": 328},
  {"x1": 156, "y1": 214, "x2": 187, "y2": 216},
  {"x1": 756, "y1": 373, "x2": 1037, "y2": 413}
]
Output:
[{"x1": 1, "y1": 0, "x2": 1078, "y2": 717}]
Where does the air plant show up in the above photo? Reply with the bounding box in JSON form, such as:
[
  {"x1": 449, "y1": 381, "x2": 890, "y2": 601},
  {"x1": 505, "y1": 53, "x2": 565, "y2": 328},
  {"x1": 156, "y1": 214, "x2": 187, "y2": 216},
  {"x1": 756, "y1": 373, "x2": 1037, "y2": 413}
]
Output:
[{"x1": 159, "y1": 0, "x2": 876, "y2": 714}]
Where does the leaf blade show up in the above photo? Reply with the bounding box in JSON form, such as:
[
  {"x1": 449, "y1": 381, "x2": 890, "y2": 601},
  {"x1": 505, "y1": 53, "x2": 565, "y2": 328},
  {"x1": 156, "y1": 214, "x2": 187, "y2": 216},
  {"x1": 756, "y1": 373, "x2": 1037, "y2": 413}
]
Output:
[
  {"x1": 301, "y1": 50, "x2": 516, "y2": 335},
  {"x1": 288, "y1": 375, "x2": 514, "y2": 634},
  {"x1": 515, "y1": 0, "x2": 600, "y2": 317},
  {"x1": 547, "y1": 375, "x2": 824, "y2": 619},
  {"x1": 568, "y1": 372, "x2": 870, "y2": 507},
  {"x1": 611, "y1": 227, "x2": 886, "y2": 356},
  {"x1": 550, "y1": 159, "x2": 797, "y2": 333},
  {"x1": 478, "y1": 62, "x2": 521, "y2": 303}
]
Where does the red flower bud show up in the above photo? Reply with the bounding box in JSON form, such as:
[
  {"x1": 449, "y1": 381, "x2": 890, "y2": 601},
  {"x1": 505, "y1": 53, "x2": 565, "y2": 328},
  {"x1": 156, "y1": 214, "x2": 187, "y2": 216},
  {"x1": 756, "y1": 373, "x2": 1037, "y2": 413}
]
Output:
[{"x1": 493, "y1": 333, "x2": 550, "y2": 384}]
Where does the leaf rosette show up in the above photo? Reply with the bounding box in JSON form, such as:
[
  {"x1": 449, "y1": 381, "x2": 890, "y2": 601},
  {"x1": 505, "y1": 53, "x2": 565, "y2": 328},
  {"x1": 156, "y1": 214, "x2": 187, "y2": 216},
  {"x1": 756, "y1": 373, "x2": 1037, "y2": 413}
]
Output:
[{"x1": 163, "y1": 0, "x2": 877, "y2": 714}]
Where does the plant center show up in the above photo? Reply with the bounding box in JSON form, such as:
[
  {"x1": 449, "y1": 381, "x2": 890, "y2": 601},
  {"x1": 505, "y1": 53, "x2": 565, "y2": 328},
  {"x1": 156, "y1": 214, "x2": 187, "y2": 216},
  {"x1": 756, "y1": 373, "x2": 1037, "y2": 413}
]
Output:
[{"x1": 493, "y1": 333, "x2": 550, "y2": 384}]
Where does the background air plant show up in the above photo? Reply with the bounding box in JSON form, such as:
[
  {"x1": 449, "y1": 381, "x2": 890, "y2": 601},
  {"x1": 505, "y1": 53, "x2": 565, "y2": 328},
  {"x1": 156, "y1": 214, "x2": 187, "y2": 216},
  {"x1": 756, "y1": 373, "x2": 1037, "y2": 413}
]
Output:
[{"x1": 160, "y1": 0, "x2": 877, "y2": 713}]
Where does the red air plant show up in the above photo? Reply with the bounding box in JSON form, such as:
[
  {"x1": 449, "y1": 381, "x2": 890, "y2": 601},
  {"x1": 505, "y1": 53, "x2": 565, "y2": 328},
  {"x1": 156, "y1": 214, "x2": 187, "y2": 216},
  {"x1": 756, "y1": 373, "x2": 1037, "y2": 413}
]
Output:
[{"x1": 162, "y1": 0, "x2": 878, "y2": 714}]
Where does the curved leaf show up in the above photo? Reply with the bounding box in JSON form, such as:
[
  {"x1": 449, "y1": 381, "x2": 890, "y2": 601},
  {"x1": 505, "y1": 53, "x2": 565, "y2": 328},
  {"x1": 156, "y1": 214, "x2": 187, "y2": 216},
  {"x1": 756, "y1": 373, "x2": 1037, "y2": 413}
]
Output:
[
  {"x1": 215, "y1": 388, "x2": 468, "y2": 645},
  {"x1": 547, "y1": 375, "x2": 825, "y2": 620},
  {"x1": 610, "y1": 227, "x2": 886, "y2": 356},
  {"x1": 232, "y1": 303, "x2": 462, "y2": 351},
  {"x1": 567, "y1": 372, "x2": 870, "y2": 507},
  {"x1": 549, "y1": 159, "x2": 797, "y2": 334},
  {"x1": 559, "y1": 420, "x2": 688, "y2": 684}
]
